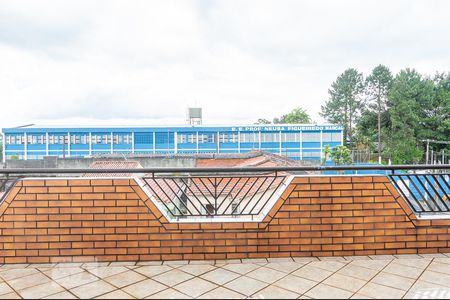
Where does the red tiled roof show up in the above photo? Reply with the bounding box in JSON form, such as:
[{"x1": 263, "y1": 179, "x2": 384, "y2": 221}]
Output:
[{"x1": 83, "y1": 161, "x2": 143, "y2": 177}]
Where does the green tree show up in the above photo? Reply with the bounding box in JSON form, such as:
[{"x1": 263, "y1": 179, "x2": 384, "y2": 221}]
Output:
[
  {"x1": 418, "y1": 73, "x2": 450, "y2": 151},
  {"x1": 274, "y1": 107, "x2": 311, "y2": 124},
  {"x1": 320, "y1": 68, "x2": 364, "y2": 147},
  {"x1": 386, "y1": 69, "x2": 430, "y2": 163},
  {"x1": 365, "y1": 65, "x2": 393, "y2": 163},
  {"x1": 330, "y1": 145, "x2": 352, "y2": 165}
]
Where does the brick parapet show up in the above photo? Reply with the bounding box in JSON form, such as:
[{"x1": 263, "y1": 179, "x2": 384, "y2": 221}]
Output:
[{"x1": 1, "y1": 176, "x2": 449, "y2": 264}]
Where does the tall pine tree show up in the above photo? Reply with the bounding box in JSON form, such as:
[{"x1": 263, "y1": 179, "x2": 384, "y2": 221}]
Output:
[{"x1": 320, "y1": 68, "x2": 364, "y2": 147}]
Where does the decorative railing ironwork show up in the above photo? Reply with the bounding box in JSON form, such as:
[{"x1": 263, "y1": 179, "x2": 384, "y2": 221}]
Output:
[
  {"x1": 142, "y1": 174, "x2": 286, "y2": 219},
  {"x1": 389, "y1": 173, "x2": 450, "y2": 215},
  {"x1": 0, "y1": 176, "x2": 21, "y2": 204}
]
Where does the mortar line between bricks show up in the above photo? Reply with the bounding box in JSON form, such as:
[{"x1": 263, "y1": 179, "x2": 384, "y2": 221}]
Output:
[{"x1": 401, "y1": 257, "x2": 434, "y2": 299}]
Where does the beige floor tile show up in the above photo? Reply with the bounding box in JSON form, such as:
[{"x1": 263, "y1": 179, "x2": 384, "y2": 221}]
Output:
[
  {"x1": 369, "y1": 255, "x2": 395, "y2": 260},
  {"x1": 350, "y1": 293, "x2": 373, "y2": 299},
  {"x1": 305, "y1": 283, "x2": 353, "y2": 299},
  {"x1": 54, "y1": 263, "x2": 83, "y2": 268},
  {"x1": 163, "y1": 260, "x2": 189, "y2": 266},
  {"x1": 28, "y1": 264, "x2": 57, "y2": 269},
  {"x1": 134, "y1": 265, "x2": 173, "y2": 278},
  {"x1": 319, "y1": 256, "x2": 347, "y2": 262},
  {"x1": 433, "y1": 258, "x2": 450, "y2": 265},
  {"x1": 136, "y1": 261, "x2": 163, "y2": 266},
  {"x1": 104, "y1": 270, "x2": 146, "y2": 288},
  {"x1": 394, "y1": 258, "x2": 431, "y2": 270},
  {"x1": 344, "y1": 256, "x2": 371, "y2": 261},
  {"x1": 70, "y1": 280, "x2": 116, "y2": 299},
  {"x1": 420, "y1": 253, "x2": 447, "y2": 259},
  {"x1": 108, "y1": 262, "x2": 136, "y2": 267},
  {"x1": 173, "y1": 277, "x2": 217, "y2": 298},
  {"x1": 7, "y1": 272, "x2": 50, "y2": 291},
  {"x1": 349, "y1": 259, "x2": 391, "y2": 271},
  {"x1": 82, "y1": 262, "x2": 110, "y2": 269},
  {"x1": 18, "y1": 281, "x2": 65, "y2": 299},
  {"x1": 264, "y1": 262, "x2": 304, "y2": 274},
  {"x1": 188, "y1": 260, "x2": 215, "y2": 265},
  {"x1": 405, "y1": 280, "x2": 450, "y2": 299},
  {"x1": 274, "y1": 274, "x2": 317, "y2": 294},
  {"x1": 419, "y1": 270, "x2": 450, "y2": 287},
  {"x1": 292, "y1": 265, "x2": 333, "y2": 282},
  {"x1": 358, "y1": 282, "x2": 406, "y2": 299},
  {"x1": 0, "y1": 292, "x2": 21, "y2": 299},
  {"x1": 394, "y1": 254, "x2": 423, "y2": 259},
  {"x1": 370, "y1": 271, "x2": 415, "y2": 291},
  {"x1": 427, "y1": 262, "x2": 450, "y2": 275},
  {"x1": 0, "y1": 268, "x2": 39, "y2": 281},
  {"x1": 200, "y1": 268, "x2": 241, "y2": 285},
  {"x1": 145, "y1": 288, "x2": 191, "y2": 299},
  {"x1": 95, "y1": 289, "x2": 135, "y2": 299},
  {"x1": 222, "y1": 263, "x2": 261, "y2": 275},
  {"x1": 241, "y1": 259, "x2": 268, "y2": 264},
  {"x1": 198, "y1": 287, "x2": 244, "y2": 299},
  {"x1": 383, "y1": 263, "x2": 424, "y2": 279},
  {"x1": 337, "y1": 264, "x2": 378, "y2": 281},
  {"x1": 292, "y1": 257, "x2": 319, "y2": 263},
  {"x1": 55, "y1": 271, "x2": 99, "y2": 289},
  {"x1": 0, "y1": 264, "x2": 30, "y2": 270},
  {"x1": 152, "y1": 269, "x2": 193, "y2": 286},
  {"x1": 43, "y1": 267, "x2": 85, "y2": 280},
  {"x1": 246, "y1": 267, "x2": 286, "y2": 284},
  {"x1": 0, "y1": 283, "x2": 13, "y2": 296},
  {"x1": 324, "y1": 273, "x2": 367, "y2": 292},
  {"x1": 224, "y1": 276, "x2": 268, "y2": 296},
  {"x1": 87, "y1": 267, "x2": 129, "y2": 278},
  {"x1": 308, "y1": 260, "x2": 347, "y2": 272},
  {"x1": 178, "y1": 264, "x2": 216, "y2": 276},
  {"x1": 214, "y1": 259, "x2": 242, "y2": 265},
  {"x1": 267, "y1": 257, "x2": 294, "y2": 263},
  {"x1": 43, "y1": 291, "x2": 78, "y2": 299},
  {"x1": 251, "y1": 285, "x2": 300, "y2": 299},
  {"x1": 122, "y1": 278, "x2": 167, "y2": 298}
]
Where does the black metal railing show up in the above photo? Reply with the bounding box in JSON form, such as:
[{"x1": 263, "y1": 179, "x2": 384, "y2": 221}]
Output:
[
  {"x1": 389, "y1": 173, "x2": 450, "y2": 215},
  {"x1": 142, "y1": 174, "x2": 286, "y2": 219},
  {"x1": 0, "y1": 164, "x2": 448, "y2": 218}
]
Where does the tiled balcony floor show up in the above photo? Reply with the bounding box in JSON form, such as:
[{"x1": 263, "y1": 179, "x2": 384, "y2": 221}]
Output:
[{"x1": 2, "y1": 254, "x2": 450, "y2": 299}]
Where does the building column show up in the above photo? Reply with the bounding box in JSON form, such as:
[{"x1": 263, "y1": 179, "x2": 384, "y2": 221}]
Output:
[
  {"x1": 300, "y1": 131, "x2": 303, "y2": 160},
  {"x1": 320, "y1": 130, "x2": 324, "y2": 161},
  {"x1": 216, "y1": 131, "x2": 220, "y2": 153},
  {"x1": 279, "y1": 131, "x2": 282, "y2": 156},
  {"x1": 238, "y1": 131, "x2": 241, "y2": 153},
  {"x1": 89, "y1": 132, "x2": 92, "y2": 156},
  {"x1": 45, "y1": 132, "x2": 49, "y2": 156},
  {"x1": 110, "y1": 132, "x2": 113, "y2": 154},
  {"x1": 174, "y1": 132, "x2": 178, "y2": 154},
  {"x1": 196, "y1": 132, "x2": 199, "y2": 154},
  {"x1": 258, "y1": 131, "x2": 261, "y2": 150},
  {"x1": 131, "y1": 132, "x2": 135, "y2": 154},
  {"x1": 24, "y1": 132, "x2": 28, "y2": 160},
  {"x1": 2, "y1": 133, "x2": 6, "y2": 163},
  {"x1": 67, "y1": 133, "x2": 71, "y2": 158}
]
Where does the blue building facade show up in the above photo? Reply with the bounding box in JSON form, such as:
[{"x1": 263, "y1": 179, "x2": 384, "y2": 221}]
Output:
[{"x1": 1, "y1": 124, "x2": 343, "y2": 162}]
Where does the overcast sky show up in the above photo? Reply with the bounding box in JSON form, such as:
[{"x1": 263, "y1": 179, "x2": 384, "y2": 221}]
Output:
[{"x1": 0, "y1": 0, "x2": 449, "y2": 129}]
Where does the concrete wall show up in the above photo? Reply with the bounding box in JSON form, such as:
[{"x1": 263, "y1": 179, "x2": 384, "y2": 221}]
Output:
[{"x1": 4, "y1": 156, "x2": 197, "y2": 169}]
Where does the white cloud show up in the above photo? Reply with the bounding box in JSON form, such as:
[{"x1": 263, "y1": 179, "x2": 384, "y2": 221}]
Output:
[{"x1": 0, "y1": 0, "x2": 449, "y2": 128}]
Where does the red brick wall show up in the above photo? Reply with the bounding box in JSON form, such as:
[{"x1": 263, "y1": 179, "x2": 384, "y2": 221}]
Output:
[{"x1": 0, "y1": 176, "x2": 448, "y2": 264}]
